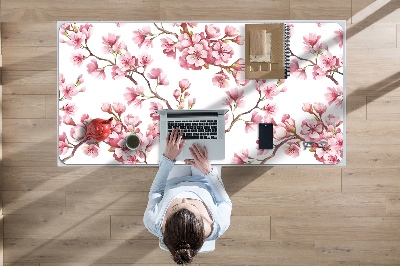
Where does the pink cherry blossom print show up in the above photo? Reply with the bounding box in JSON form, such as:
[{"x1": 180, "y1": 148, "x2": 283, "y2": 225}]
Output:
[
  {"x1": 62, "y1": 115, "x2": 76, "y2": 126},
  {"x1": 188, "y1": 98, "x2": 196, "y2": 109},
  {"x1": 285, "y1": 142, "x2": 300, "y2": 158},
  {"x1": 124, "y1": 114, "x2": 141, "y2": 127},
  {"x1": 179, "y1": 79, "x2": 191, "y2": 92},
  {"x1": 59, "y1": 132, "x2": 69, "y2": 155},
  {"x1": 61, "y1": 83, "x2": 79, "y2": 100},
  {"x1": 318, "y1": 51, "x2": 337, "y2": 71},
  {"x1": 302, "y1": 103, "x2": 313, "y2": 114},
  {"x1": 80, "y1": 114, "x2": 90, "y2": 124},
  {"x1": 124, "y1": 86, "x2": 144, "y2": 107},
  {"x1": 232, "y1": 35, "x2": 244, "y2": 45},
  {"x1": 211, "y1": 41, "x2": 233, "y2": 65},
  {"x1": 290, "y1": 59, "x2": 307, "y2": 79},
  {"x1": 325, "y1": 86, "x2": 343, "y2": 106},
  {"x1": 86, "y1": 59, "x2": 106, "y2": 79},
  {"x1": 205, "y1": 24, "x2": 221, "y2": 39},
  {"x1": 111, "y1": 65, "x2": 125, "y2": 80},
  {"x1": 138, "y1": 53, "x2": 153, "y2": 67},
  {"x1": 281, "y1": 114, "x2": 295, "y2": 132},
  {"x1": 112, "y1": 102, "x2": 126, "y2": 116},
  {"x1": 79, "y1": 23, "x2": 93, "y2": 40},
  {"x1": 312, "y1": 65, "x2": 326, "y2": 80},
  {"x1": 70, "y1": 52, "x2": 85, "y2": 67},
  {"x1": 117, "y1": 52, "x2": 137, "y2": 71},
  {"x1": 303, "y1": 33, "x2": 322, "y2": 53},
  {"x1": 232, "y1": 149, "x2": 249, "y2": 164},
  {"x1": 101, "y1": 103, "x2": 112, "y2": 113},
  {"x1": 186, "y1": 44, "x2": 208, "y2": 67},
  {"x1": 67, "y1": 32, "x2": 85, "y2": 49},
  {"x1": 324, "y1": 114, "x2": 341, "y2": 127},
  {"x1": 328, "y1": 132, "x2": 343, "y2": 151},
  {"x1": 132, "y1": 26, "x2": 151, "y2": 48},
  {"x1": 300, "y1": 119, "x2": 324, "y2": 141},
  {"x1": 245, "y1": 111, "x2": 263, "y2": 133},
  {"x1": 274, "y1": 125, "x2": 290, "y2": 141},
  {"x1": 83, "y1": 144, "x2": 99, "y2": 158},
  {"x1": 225, "y1": 87, "x2": 245, "y2": 108},
  {"x1": 173, "y1": 89, "x2": 180, "y2": 100},
  {"x1": 263, "y1": 102, "x2": 278, "y2": 117},
  {"x1": 334, "y1": 29, "x2": 343, "y2": 48},
  {"x1": 61, "y1": 102, "x2": 77, "y2": 116},
  {"x1": 102, "y1": 33, "x2": 125, "y2": 54},
  {"x1": 160, "y1": 37, "x2": 176, "y2": 59},
  {"x1": 176, "y1": 33, "x2": 193, "y2": 52},
  {"x1": 59, "y1": 73, "x2": 66, "y2": 86},
  {"x1": 261, "y1": 83, "x2": 280, "y2": 100},
  {"x1": 225, "y1": 25, "x2": 239, "y2": 37},
  {"x1": 313, "y1": 102, "x2": 327, "y2": 116},
  {"x1": 212, "y1": 72, "x2": 230, "y2": 88},
  {"x1": 147, "y1": 68, "x2": 169, "y2": 85}
]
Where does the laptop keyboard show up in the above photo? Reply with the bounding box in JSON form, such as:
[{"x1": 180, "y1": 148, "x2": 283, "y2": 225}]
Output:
[{"x1": 168, "y1": 120, "x2": 218, "y2": 139}]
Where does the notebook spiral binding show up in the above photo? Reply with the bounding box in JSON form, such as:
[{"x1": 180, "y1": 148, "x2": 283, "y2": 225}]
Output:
[{"x1": 284, "y1": 24, "x2": 291, "y2": 79}]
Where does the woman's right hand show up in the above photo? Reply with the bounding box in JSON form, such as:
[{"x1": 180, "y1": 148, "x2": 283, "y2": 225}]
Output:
[{"x1": 184, "y1": 144, "x2": 212, "y2": 175}]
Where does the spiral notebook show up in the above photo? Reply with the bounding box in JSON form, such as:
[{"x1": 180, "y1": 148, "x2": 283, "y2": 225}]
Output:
[{"x1": 245, "y1": 23, "x2": 290, "y2": 79}]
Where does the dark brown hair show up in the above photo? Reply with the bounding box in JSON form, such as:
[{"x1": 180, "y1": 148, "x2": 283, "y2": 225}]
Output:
[{"x1": 163, "y1": 208, "x2": 206, "y2": 265}]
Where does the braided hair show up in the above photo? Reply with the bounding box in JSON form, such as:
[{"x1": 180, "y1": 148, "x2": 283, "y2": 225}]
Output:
[{"x1": 163, "y1": 208, "x2": 206, "y2": 264}]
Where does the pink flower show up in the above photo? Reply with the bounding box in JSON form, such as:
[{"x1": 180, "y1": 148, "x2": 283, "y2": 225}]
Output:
[
  {"x1": 70, "y1": 124, "x2": 86, "y2": 141},
  {"x1": 303, "y1": 33, "x2": 322, "y2": 53},
  {"x1": 101, "y1": 103, "x2": 112, "y2": 113},
  {"x1": 318, "y1": 51, "x2": 337, "y2": 71},
  {"x1": 62, "y1": 102, "x2": 77, "y2": 115},
  {"x1": 83, "y1": 144, "x2": 99, "y2": 158},
  {"x1": 334, "y1": 29, "x2": 343, "y2": 48},
  {"x1": 138, "y1": 53, "x2": 153, "y2": 67},
  {"x1": 102, "y1": 33, "x2": 121, "y2": 53},
  {"x1": 205, "y1": 24, "x2": 221, "y2": 38},
  {"x1": 212, "y1": 72, "x2": 230, "y2": 88},
  {"x1": 302, "y1": 103, "x2": 313, "y2": 114},
  {"x1": 111, "y1": 65, "x2": 126, "y2": 80},
  {"x1": 186, "y1": 44, "x2": 208, "y2": 67},
  {"x1": 67, "y1": 32, "x2": 85, "y2": 49},
  {"x1": 176, "y1": 33, "x2": 193, "y2": 52},
  {"x1": 79, "y1": 23, "x2": 93, "y2": 40},
  {"x1": 211, "y1": 41, "x2": 233, "y2": 65},
  {"x1": 313, "y1": 102, "x2": 327, "y2": 116},
  {"x1": 149, "y1": 102, "x2": 163, "y2": 121},
  {"x1": 59, "y1": 73, "x2": 65, "y2": 86},
  {"x1": 290, "y1": 59, "x2": 307, "y2": 79},
  {"x1": 315, "y1": 148, "x2": 340, "y2": 164},
  {"x1": 173, "y1": 89, "x2": 180, "y2": 100},
  {"x1": 312, "y1": 65, "x2": 326, "y2": 80},
  {"x1": 112, "y1": 102, "x2": 126, "y2": 116},
  {"x1": 325, "y1": 86, "x2": 343, "y2": 106},
  {"x1": 160, "y1": 37, "x2": 176, "y2": 59},
  {"x1": 245, "y1": 111, "x2": 263, "y2": 133},
  {"x1": 225, "y1": 87, "x2": 245, "y2": 108},
  {"x1": 61, "y1": 83, "x2": 79, "y2": 100},
  {"x1": 328, "y1": 132, "x2": 343, "y2": 151},
  {"x1": 232, "y1": 35, "x2": 244, "y2": 45},
  {"x1": 225, "y1": 25, "x2": 239, "y2": 37},
  {"x1": 86, "y1": 59, "x2": 106, "y2": 79},
  {"x1": 261, "y1": 83, "x2": 280, "y2": 100},
  {"x1": 70, "y1": 52, "x2": 85, "y2": 67},
  {"x1": 59, "y1": 132, "x2": 69, "y2": 155},
  {"x1": 124, "y1": 86, "x2": 144, "y2": 107},
  {"x1": 325, "y1": 114, "x2": 341, "y2": 127},
  {"x1": 117, "y1": 52, "x2": 137, "y2": 71},
  {"x1": 179, "y1": 79, "x2": 191, "y2": 92},
  {"x1": 285, "y1": 142, "x2": 300, "y2": 158},
  {"x1": 80, "y1": 114, "x2": 90, "y2": 124},
  {"x1": 232, "y1": 149, "x2": 249, "y2": 164},
  {"x1": 62, "y1": 115, "x2": 76, "y2": 126},
  {"x1": 300, "y1": 119, "x2": 324, "y2": 141},
  {"x1": 147, "y1": 68, "x2": 169, "y2": 85},
  {"x1": 188, "y1": 98, "x2": 196, "y2": 109},
  {"x1": 124, "y1": 114, "x2": 141, "y2": 127},
  {"x1": 132, "y1": 26, "x2": 151, "y2": 48},
  {"x1": 263, "y1": 102, "x2": 278, "y2": 116},
  {"x1": 281, "y1": 114, "x2": 295, "y2": 132}
]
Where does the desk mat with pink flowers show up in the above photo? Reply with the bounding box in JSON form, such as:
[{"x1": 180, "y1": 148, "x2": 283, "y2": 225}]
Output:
[{"x1": 58, "y1": 21, "x2": 345, "y2": 165}]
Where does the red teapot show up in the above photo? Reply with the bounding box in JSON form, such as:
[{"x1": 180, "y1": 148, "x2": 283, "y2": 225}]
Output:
[{"x1": 84, "y1": 117, "x2": 113, "y2": 141}]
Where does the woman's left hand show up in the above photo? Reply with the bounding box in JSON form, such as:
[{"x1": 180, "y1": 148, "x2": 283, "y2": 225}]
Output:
[{"x1": 164, "y1": 127, "x2": 186, "y2": 161}]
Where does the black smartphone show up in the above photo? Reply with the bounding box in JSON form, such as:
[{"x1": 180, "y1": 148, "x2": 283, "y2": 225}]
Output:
[{"x1": 258, "y1": 123, "x2": 273, "y2": 149}]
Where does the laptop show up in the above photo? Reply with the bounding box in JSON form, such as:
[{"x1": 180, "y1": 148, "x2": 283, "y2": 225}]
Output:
[{"x1": 156, "y1": 109, "x2": 229, "y2": 160}]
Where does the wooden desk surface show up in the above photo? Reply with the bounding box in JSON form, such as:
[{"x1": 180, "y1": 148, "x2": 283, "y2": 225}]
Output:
[{"x1": 58, "y1": 21, "x2": 345, "y2": 165}]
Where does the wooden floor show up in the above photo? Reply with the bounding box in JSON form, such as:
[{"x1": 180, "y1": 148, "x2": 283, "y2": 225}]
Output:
[{"x1": 1, "y1": 0, "x2": 400, "y2": 265}]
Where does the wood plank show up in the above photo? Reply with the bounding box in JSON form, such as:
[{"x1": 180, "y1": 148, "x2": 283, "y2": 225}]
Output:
[
  {"x1": 347, "y1": 23, "x2": 397, "y2": 49},
  {"x1": 343, "y1": 168, "x2": 400, "y2": 193},
  {"x1": 66, "y1": 191, "x2": 148, "y2": 216},
  {"x1": 2, "y1": 119, "x2": 56, "y2": 143},
  {"x1": 351, "y1": 0, "x2": 375, "y2": 24},
  {"x1": 2, "y1": 166, "x2": 155, "y2": 192},
  {"x1": 386, "y1": 194, "x2": 400, "y2": 216},
  {"x1": 160, "y1": 0, "x2": 290, "y2": 20},
  {"x1": 2, "y1": 191, "x2": 65, "y2": 215},
  {"x1": 4, "y1": 263, "x2": 39, "y2": 266},
  {"x1": 223, "y1": 166, "x2": 341, "y2": 194},
  {"x1": 351, "y1": 0, "x2": 400, "y2": 25},
  {"x1": 2, "y1": 95, "x2": 46, "y2": 119},
  {"x1": 346, "y1": 143, "x2": 400, "y2": 168},
  {"x1": 0, "y1": 0, "x2": 160, "y2": 22},
  {"x1": 346, "y1": 95, "x2": 366, "y2": 119},
  {"x1": 367, "y1": 96, "x2": 400, "y2": 120},
  {"x1": 2, "y1": 48, "x2": 56, "y2": 71},
  {"x1": 273, "y1": 216, "x2": 400, "y2": 241},
  {"x1": 346, "y1": 120, "x2": 400, "y2": 144},
  {"x1": 2, "y1": 142, "x2": 56, "y2": 167},
  {"x1": 316, "y1": 240, "x2": 400, "y2": 264},
  {"x1": 231, "y1": 192, "x2": 386, "y2": 217},
  {"x1": 1, "y1": 22, "x2": 56, "y2": 46},
  {"x1": 2, "y1": 70, "x2": 56, "y2": 95},
  {"x1": 111, "y1": 216, "x2": 154, "y2": 240},
  {"x1": 46, "y1": 95, "x2": 56, "y2": 119},
  {"x1": 4, "y1": 214, "x2": 110, "y2": 240},
  {"x1": 41, "y1": 264, "x2": 196, "y2": 266},
  {"x1": 4, "y1": 238, "x2": 315, "y2": 264},
  {"x1": 290, "y1": 0, "x2": 351, "y2": 19}
]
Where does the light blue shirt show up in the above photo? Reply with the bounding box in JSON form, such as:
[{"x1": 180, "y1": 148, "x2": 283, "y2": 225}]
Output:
[{"x1": 143, "y1": 155, "x2": 232, "y2": 241}]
